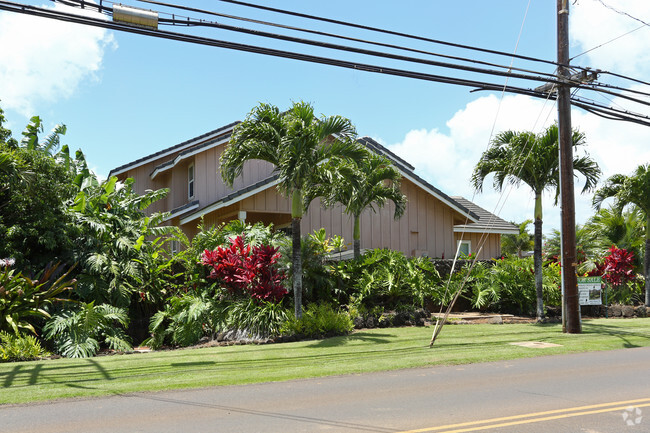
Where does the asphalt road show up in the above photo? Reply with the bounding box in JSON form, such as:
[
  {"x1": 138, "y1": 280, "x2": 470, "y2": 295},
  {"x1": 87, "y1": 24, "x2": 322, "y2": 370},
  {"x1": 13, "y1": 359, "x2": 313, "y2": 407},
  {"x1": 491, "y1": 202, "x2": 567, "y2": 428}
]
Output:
[{"x1": 2, "y1": 347, "x2": 650, "y2": 433}]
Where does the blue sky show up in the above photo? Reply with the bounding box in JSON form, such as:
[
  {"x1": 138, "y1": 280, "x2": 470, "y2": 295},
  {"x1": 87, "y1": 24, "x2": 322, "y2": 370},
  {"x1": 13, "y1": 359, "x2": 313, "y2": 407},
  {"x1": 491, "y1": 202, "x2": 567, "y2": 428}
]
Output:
[{"x1": 1, "y1": 0, "x2": 650, "y2": 234}]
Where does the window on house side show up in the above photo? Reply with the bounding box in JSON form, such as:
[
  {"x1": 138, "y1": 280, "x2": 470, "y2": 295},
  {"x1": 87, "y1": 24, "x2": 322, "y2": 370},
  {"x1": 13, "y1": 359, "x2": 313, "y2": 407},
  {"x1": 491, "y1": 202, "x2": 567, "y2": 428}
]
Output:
[
  {"x1": 457, "y1": 240, "x2": 471, "y2": 257},
  {"x1": 188, "y1": 164, "x2": 195, "y2": 199},
  {"x1": 170, "y1": 239, "x2": 179, "y2": 256}
]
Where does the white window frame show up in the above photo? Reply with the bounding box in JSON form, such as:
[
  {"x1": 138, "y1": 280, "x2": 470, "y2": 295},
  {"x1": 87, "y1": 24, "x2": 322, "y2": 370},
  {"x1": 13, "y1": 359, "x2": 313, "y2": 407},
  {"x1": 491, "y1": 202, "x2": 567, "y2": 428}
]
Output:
[
  {"x1": 188, "y1": 163, "x2": 195, "y2": 200},
  {"x1": 457, "y1": 240, "x2": 471, "y2": 257},
  {"x1": 170, "y1": 239, "x2": 180, "y2": 256}
]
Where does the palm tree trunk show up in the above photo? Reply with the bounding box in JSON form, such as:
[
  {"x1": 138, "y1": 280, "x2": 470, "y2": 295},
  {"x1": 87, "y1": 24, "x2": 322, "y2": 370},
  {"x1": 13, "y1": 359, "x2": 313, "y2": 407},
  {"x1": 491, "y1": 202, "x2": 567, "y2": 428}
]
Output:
[
  {"x1": 291, "y1": 190, "x2": 303, "y2": 318},
  {"x1": 534, "y1": 193, "x2": 544, "y2": 321},
  {"x1": 353, "y1": 214, "x2": 361, "y2": 260},
  {"x1": 645, "y1": 216, "x2": 650, "y2": 307}
]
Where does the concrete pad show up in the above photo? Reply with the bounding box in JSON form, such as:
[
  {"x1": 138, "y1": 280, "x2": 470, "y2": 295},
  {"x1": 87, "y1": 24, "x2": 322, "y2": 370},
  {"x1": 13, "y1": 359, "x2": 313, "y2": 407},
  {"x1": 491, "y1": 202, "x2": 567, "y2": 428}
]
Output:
[{"x1": 509, "y1": 341, "x2": 563, "y2": 348}]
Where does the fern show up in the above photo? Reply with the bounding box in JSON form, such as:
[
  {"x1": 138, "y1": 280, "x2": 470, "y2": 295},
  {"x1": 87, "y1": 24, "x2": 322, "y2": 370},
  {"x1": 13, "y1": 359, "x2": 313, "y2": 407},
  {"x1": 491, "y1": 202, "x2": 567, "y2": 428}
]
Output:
[{"x1": 44, "y1": 302, "x2": 132, "y2": 358}]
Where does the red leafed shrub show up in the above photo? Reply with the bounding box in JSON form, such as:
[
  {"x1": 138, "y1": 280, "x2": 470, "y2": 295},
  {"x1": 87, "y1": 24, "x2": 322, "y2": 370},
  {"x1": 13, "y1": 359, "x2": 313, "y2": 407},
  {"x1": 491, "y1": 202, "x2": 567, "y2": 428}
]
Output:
[
  {"x1": 601, "y1": 245, "x2": 636, "y2": 287},
  {"x1": 201, "y1": 236, "x2": 287, "y2": 303}
]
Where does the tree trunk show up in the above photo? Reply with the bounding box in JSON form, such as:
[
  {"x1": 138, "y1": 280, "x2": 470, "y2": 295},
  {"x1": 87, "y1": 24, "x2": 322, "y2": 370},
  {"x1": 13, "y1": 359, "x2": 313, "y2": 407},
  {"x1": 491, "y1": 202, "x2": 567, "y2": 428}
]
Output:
[
  {"x1": 645, "y1": 217, "x2": 650, "y2": 307},
  {"x1": 353, "y1": 214, "x2": 361, "y2": 260},
  {"x1": 291, "y1": 190, "x2": 303, "y2": 318},
  {"x1": 292, "y1": 217, "x2": 302, "y2": 319},
  {"x1": 534, "y1": 193, "x2": 544, "y2": 321}
]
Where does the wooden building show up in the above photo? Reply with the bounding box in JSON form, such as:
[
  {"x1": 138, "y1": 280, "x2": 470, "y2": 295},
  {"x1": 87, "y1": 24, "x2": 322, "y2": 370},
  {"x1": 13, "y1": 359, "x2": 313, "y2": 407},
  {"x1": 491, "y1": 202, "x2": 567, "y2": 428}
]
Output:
[{"x1": 109, "y1": 122, "x2": 517, "y2": 259}]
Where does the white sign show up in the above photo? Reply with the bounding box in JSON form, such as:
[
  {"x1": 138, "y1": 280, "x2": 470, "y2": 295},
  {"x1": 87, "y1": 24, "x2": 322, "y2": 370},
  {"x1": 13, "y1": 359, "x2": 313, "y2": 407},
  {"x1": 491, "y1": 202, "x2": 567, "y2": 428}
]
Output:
[{"x1": 578, "y1": 276, "x2": 602, "y2": 306}]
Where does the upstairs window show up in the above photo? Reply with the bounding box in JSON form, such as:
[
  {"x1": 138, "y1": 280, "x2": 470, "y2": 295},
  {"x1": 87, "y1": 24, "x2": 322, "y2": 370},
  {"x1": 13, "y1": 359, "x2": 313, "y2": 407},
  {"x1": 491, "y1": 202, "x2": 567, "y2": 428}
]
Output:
[
  {"x1": 188, "y1": 164, "x2": 195, "y2": 199},
  {"x1": 170, "y1": 239, "x2": 180, "y2": 256}
]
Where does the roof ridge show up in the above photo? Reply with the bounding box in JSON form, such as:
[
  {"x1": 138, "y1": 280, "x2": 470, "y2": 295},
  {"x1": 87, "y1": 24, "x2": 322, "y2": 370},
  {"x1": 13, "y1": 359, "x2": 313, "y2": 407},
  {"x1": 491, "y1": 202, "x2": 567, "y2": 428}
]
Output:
[{"x1": 109, "y1": 120, "x2": 240, "y2": 177}]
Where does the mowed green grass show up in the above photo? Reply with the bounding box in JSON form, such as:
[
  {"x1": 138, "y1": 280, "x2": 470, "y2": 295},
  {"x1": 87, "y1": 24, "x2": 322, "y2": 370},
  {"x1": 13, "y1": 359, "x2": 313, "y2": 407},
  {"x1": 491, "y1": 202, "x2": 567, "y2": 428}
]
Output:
[{"x1": 2, "y1": 318, "x2": 650, "y2": 405}]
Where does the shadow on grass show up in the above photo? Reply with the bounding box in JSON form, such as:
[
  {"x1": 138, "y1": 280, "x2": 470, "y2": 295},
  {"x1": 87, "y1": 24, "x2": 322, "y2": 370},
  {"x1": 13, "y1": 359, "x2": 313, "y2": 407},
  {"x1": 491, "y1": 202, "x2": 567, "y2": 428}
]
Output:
[
  {"x1": 170, "y1": 361, "x2": 216, "y2": 367},
  {"x1": 581, "y1": 321, "x2": 650, "y2": 348},
  {"x1": 1, "y1": 357, "x2": 114, "y2": 389},
  {"x1": 307, "y1": 332, "x2": 396, "y2": 348},
  {"x1": 4, "y1": 321, "x2": 649, "y2": 396}
]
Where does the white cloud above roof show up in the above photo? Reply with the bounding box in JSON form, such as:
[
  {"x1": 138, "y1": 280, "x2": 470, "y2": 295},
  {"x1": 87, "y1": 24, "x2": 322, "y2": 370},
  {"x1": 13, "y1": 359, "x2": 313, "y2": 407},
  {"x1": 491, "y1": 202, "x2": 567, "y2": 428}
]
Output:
[{"x1": 0, "y1": 2, "x2": 116, "y2": 115}]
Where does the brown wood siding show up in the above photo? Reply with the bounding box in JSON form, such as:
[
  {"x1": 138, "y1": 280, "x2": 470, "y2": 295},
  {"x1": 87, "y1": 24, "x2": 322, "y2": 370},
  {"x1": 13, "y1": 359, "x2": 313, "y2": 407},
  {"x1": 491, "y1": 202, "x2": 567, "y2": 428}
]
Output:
[
  {"x1": 454, "y1": 232, "x2": 502, "y2": 259},
  {"x1": 299, "y1": 178, "x2": 464, "y2": 259},
  {"x1": 240, "y1": 187, "x2": 291, "y2": 213},
  {"x1": 115, "y1": 139, "x2": 507, "y2": 260}
]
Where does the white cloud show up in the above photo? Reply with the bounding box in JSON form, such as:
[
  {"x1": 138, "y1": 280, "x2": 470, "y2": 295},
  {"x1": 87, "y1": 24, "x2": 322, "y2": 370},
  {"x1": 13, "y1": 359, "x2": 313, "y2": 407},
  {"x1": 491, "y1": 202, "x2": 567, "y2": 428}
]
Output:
[
  {"x1": 571, "y1": 0, "x2": 650, "y2": 77},
  {"x1": 386, "y1": 1, "x2": 650, "y2": 234},
  {"x1": 0, "y1": 2, "x2": 116, "y2": 115}
]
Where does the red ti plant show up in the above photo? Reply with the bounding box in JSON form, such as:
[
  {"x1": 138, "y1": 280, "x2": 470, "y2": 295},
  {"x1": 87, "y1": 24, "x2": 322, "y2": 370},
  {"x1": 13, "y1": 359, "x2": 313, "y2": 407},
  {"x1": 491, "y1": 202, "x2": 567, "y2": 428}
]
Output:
[
  {"x1": 201, "y1": 236, "x2": 288, "y2": 303},
  {"x1": 601, "y1": 245, "x2": 636, "y2": 287}
]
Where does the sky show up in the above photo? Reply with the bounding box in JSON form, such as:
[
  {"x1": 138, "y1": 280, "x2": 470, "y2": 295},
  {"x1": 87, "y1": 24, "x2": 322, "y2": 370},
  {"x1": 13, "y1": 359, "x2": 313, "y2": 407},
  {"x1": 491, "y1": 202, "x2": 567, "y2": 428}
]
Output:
[{"x1": 1, "y1": 0, "x2": 650, "y2": 235}]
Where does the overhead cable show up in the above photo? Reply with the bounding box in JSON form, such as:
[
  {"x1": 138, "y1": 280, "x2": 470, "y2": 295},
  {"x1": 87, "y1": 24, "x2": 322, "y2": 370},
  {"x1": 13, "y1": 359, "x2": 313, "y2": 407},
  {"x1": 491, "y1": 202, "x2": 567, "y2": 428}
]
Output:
[
  {"x1": 2, "y1": 1, "x2": 649, "y2": 127},
  {"x1": 138, "y1": 0, "x2": 554, "y2": 79}
]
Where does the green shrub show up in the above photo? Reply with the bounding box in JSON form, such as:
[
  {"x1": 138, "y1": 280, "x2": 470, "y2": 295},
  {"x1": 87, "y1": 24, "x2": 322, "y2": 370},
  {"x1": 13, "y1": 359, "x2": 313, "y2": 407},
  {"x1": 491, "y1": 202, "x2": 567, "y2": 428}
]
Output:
[
  {"x1": 467, "y1": 257, "x2": 562, "y2": 314},
  {"x1": 44, "y1": 302, "x2": 132, "y2": 358},
  {"x1": 146, "y1": 289, "x2": 227, "y2": 349},
  {"x1": 335, "y1": 249, "x2": 442, "y2": 310},
  {"x1": 0, "y1": 262, "x2": 75, "y2": 335},
  {"x1": 146, "y1": 291, "x2": 290, "y2": 349},
  {"x1": 0, "y1": 331, "x2": 50, "y2": 362},
  {"x1": 281, "y1": 303, "x2": 353, "y2": 338},
  {"x1": 226, "y1": 298, "x2": 290, "y2": 338}
]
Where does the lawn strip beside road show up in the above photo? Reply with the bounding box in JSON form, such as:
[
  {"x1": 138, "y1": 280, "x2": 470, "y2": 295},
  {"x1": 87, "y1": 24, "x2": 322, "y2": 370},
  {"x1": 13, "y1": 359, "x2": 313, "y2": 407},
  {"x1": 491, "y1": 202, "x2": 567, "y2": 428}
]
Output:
[{"x1": 2, "y1": 318, "x2": 650, "y2": 405}]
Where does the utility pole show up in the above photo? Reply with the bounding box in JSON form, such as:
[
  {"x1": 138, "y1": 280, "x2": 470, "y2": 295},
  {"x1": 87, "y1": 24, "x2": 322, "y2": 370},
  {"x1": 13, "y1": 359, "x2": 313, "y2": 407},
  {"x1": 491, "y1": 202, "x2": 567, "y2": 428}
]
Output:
[{"x1": 557, "y1": 0, "x2": 581, "y2": 333}]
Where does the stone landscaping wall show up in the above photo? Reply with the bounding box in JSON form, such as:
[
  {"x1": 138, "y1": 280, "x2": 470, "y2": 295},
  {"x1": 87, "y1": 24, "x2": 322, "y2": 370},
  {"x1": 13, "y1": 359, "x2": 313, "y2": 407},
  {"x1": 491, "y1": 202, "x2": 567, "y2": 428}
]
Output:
[{"x1": 548, "y1": 304, "x2": 649, "y2": 318}]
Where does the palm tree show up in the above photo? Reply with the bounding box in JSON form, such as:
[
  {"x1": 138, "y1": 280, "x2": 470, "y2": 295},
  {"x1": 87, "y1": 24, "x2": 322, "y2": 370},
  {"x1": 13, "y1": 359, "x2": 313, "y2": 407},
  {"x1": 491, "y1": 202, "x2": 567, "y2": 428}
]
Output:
[
  {"x1": 501, "y1": 220, "x2": 534, "y2": 258},
  {"x1": 313, "y1": 150, "x2": 407, "y2": 259},
  {"x1": 220, "y1": 102, "x2": 365, "y2": 318},
  {"x1": 471, "y1": 124, "x2": 600, "y2": 320},
  {"x1": 584, "y1": 205, "x2": 645, "y2": 264},
  {"x1": 593, "y1": 164, "x2": 650, "y2": 306}
]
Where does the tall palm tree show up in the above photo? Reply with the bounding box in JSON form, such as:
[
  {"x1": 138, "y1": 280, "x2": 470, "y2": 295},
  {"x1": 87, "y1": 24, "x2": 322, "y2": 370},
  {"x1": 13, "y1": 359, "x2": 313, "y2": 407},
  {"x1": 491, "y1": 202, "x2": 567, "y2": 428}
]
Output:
[
  {"x1": 593, "y1": 164, "x2": 650, "y2": 306},
  {"x1": 313, "y1": 150, "x2": 407, "y2": 259},
  {"x1": 220, "y1": 102, "x2": 365, "y2": 318},
  {"x1": 471, "y1": 124, "x2": 601, "y2": 320}
]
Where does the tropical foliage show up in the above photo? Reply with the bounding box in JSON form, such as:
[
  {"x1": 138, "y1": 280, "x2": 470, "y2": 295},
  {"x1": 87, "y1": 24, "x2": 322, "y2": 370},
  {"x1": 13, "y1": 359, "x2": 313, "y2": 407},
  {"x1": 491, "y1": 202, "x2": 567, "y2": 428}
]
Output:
[
  {"x1": 467, "y1": 257, "x2": 561, "y2": 315},
  {"x1": 501, "y1": 220, "x2": 534, "y2": 258},
  {"x1": 312, "y1": 149, "x2": 407, "y2": 259},
  {"x1": 220, "y1": 101, "x2": 365, "y2": 318},
  {"x1": 594, "y1": 164, "x2": 650, "y2": 306},
  {"x1": 336, "y1": 249, "x2": 443, "y2": 311},
  {"x1": 201, "y1": 235, "x2": 288, "y2": 303},
  {"x1": 44, "y1": 302, "x2": 131, "y2": 358},
  {"x1": 0, "y1": 331, "x2": 50, "y2": 362},
  {"x1": 472, "y1": 124, "x2": 601, "y2": 320},
  {"x1": 0, "y1": 262, "x2": 76, "y2": 335},
  {"x1": 280, "y1": 303, "x2": 353, "y2": 338},
  {"x1": 0, "y1": 114, "x2": 77, "y2": 270}
]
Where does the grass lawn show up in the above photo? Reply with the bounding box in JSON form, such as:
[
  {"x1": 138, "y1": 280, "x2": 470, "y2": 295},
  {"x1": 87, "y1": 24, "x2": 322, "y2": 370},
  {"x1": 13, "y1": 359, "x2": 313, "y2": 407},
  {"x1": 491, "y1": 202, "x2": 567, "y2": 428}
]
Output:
[{"x1": 2, "y1": 318, "x2": 650, "y2": 405}]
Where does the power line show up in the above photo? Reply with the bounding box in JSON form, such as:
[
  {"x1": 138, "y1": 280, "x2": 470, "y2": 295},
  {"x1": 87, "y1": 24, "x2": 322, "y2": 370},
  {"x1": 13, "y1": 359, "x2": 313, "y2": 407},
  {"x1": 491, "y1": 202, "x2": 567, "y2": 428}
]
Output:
[
  {"x1": 2, "y1": 0, "x2": 650, "y2": 127},
  {"x1": 211, "y1": 0, "x2": 567, "y2": 69},
  {"x1": 137, "y1": 0, "x2": 555, "y2": 80},
  {"x1": 62, "y1": 0, "x2": 650, "y2": 96},
  {"x1": 594, "y1": 0, "x2": 650, "y2": 27}
]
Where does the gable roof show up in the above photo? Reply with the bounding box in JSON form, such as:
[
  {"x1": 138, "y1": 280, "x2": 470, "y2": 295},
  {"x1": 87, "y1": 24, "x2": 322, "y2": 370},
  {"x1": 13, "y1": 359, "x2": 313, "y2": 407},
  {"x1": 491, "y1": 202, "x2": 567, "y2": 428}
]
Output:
[
  {"x1": 109, "y1": 122, "x2": 487, "y2": 225},
  {"x1": 108, "y1": 121, "x2": 240, "y2": 177},
  {"x1": 180, "y1": 175, "x2": 280, "y2": 225},
  {"x1": 357, "y1": 137, "x2": 479, "y2": 223},
  {"x1": 450, "y1": 196, "x2": 519, "y2": 234}
]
